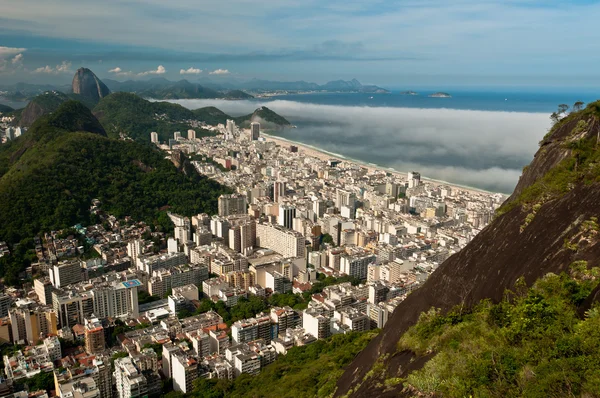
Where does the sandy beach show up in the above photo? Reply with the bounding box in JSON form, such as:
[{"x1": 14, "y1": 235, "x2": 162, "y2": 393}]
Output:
[{"x1": 261, "y1": 132, "x2": 501, "y2": 197}]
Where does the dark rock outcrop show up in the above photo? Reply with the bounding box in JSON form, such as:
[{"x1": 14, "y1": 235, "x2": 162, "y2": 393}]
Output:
[
  {"x1": 336, "y1": 104, "x2": 600, "y2": 397},
  {"x1": 72, "y1": 68, "x2": 110, "y2": 103},
  {"x1": 18, "y1": 91, "x2": 69, "y2": 127}
]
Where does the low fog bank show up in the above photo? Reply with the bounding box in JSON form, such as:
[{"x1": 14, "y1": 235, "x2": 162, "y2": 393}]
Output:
[{"x1": 172, "y1": 99, "x2": 550, "y2": 193}]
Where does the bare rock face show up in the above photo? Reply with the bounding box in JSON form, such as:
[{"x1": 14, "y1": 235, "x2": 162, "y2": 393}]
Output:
[
  {"x1": 335, "y1": 104, "x2": 600, "y2": 397},
  {"x1": 72, "y1": 68, "x2": 110, "y2": 103}
]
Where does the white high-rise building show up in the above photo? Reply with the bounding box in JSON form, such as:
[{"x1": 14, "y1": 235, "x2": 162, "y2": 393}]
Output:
[
  {"x1": 150, "y1": 132, "x2": 159, "y2": 144},
  {"x1": 188, "y1": 129, "x2": 196, "y2": 140},
  {"x1": 273, "y1": 180, "x2": 286, "y2": 203},
  {"x1": 127, "y1": 240, "x2": 143, "y2": 265},
  {"x1": 5, "y1": 127, "x2": 14, "y2": 141},
  {"x1": 91, "y1": 280, "x2": 141, "y2": 319},
  {"x1": 255, "y1": 223, "x2": 305, "y2": 258},
  {"x1": 167, "y1": 238, "x2": 179, "y2": 254},
  {"x1": 174, "y1": 131, "x2": 181, "y2": 140},
  {"x1": 172, "y1": 354, "x2": 198, "y2": 394},
  {"x1": 114, "y1": 357, "x2": 148, "y2": 398},
  {"x1": 225, "y1": 120, "x2": 236, "y2": 140}
]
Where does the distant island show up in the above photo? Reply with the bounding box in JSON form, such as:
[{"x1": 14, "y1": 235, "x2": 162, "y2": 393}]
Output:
[
  {"x1": 399, "y1": 91, "x2": 419, "y2": 95},
  {"x1": 429, "y1": 92, "x2": 452, "y2": 98}
]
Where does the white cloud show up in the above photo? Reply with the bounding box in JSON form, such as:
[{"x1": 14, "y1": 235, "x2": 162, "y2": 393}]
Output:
[
  {"x1": 209, "y1": 69, "x2": 230, "y2": 75},
  {"x1": 108, "y1": 66, "x2": 135, "y2": 77},
  {"x1": 108, "y1": 67, "x2": 122, "y2": 73},
  {"x1": 0, "y1": 46, "x2": 26, "y2": 58},
  {"x1": 33, "y1": 61, "x2": 72, "y2": 74},
  {"x1": 138, "y1": 65, "x2": 166, "y2": 76},
  {"x1": 11, "y1": 53, "x2": 23, "y2": 65},
  {"x1": 180, "y1": 67, "x2": 202, "y2": 75}
]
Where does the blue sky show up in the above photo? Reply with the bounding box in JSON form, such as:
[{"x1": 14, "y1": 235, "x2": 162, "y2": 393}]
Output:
[{"x1": 1, "y1": 0, "x2": 599, "y2": 87}]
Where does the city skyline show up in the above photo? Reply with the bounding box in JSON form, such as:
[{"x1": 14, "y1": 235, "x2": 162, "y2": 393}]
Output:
[{"x1": 1, "y1": 0, "x2": 600, "y2": 87}]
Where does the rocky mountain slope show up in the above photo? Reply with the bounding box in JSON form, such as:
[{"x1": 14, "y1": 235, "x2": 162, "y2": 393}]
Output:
[
  {"x1": 336, "y1": 101, "x2": 600, "y2": 397},
  {"x1": 17, "y1": 91, "x2": 71, "y2": 127},
  {"x1": 72, "y1": 67, "x2": 111, "y2": 102}
]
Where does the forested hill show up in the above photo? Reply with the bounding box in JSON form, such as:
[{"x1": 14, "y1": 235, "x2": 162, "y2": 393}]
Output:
[
  {"x1": 0, "y1": 100, "x2": 230, "y2": 244},
  {"x1": 93, "y1": 93, "x2": 292, "y2": 142},
  {"x1": 92, "y1": 92, "x2": 210, "y2": 142}
]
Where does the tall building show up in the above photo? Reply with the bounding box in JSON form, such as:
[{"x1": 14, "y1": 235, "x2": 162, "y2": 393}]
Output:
[
  {"x1": 336, "y1": 188, "x2": 357, "y2": 210},
  {"x1": 91, "y1": 280, "x2": 140, "y2": 319},
  {"x1": 174, "y1": 225, "x2": 191, "y2": 243},
  {"x1": 53, "y1": 292, "x2": 94, "y2": 329},
  {"x1": 0, "y1": 294, "x2": 11, "y2": 317},
  {"x1": 127, "y1": 240, "x2": 143, "y2": 265},
  {"x1": 228, "y1": 220, "x2": 256, "y2": 255},
  {"x1": 408, "y1": 171, "x2": 421, "y2": 188},
  {"x1": 226, "y1": 119, "x2": 236, "y2": 140},
  {"x1": 150, "y1": 132, "x2": 159, "y2": 144},
  {"x1": 188, "y1": 129, "x2": 196, "y2": 140},
  {"x1": 172, "y1": 355, "x2": 198, "y2": 394},
  {"x1": 174, "y1": 131, "x2": 181, "y2": 140},
  {"x1": 218, "y1": 194, "x2": 248, "y2": 217},
  {"x1": 250, "y1": 122, "x2": 260, "y2": 140},
  {"x1": 340, "y1": 253, "x2": 377, "y2": 280},
  {"x1": 278, "y1": 204, "x2": 296, "y2": 229},
  {"x1": 9, "y1": 305, "x2": 58, "y2": 345},
  {"x1": 5, "y1": 127, "x2": 14, "y2": 141},
  {"x1": 34, "y1": 278, "x2": 54, "y2": 305},
  {"x1": 114, "y1": 357, "x2": 148, "y2": 398},
  {"x1": 255, "y1": 223, "x2": 305, "y2": 258},
  {"x1": 84, "y1": 317, "x2": 105, "y2": 354},
  {"x1": 273, "y1": 180, "x2": 286, "y2": 203},
  {"x1": 50, "y1": 261, "x2": 83, "y2": 288}
]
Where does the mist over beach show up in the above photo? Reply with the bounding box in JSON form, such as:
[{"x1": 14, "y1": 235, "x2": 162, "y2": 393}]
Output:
[{"x1": 172, "y1": 97, "x2": 551, "y2": 193}]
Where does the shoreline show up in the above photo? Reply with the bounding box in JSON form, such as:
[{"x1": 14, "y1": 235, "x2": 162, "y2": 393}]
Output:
[{"x1": 261, "y1": 132, "x2": 505, "y2": 197}]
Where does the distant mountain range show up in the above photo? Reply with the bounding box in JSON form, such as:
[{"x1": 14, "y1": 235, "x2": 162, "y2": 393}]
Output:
[
  {"x1": 0, "y1": 75, "x2": 389, "y2": 102},
  {"x1": 2, "y1": 68, "x2": 292, "y2": 146}
]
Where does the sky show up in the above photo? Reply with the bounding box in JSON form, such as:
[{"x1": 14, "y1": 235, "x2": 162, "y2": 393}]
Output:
[{"x1": 1, "y1": 0, "x2": 600, "y2": 87}]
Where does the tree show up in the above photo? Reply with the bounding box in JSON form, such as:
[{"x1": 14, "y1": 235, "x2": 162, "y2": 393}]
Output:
[
  {"x1": 573, "y1": 101, "x2": 585, "y2": 112},
  {"x1": 550, "y1": 112, "x2": 560, "y2": 125},
  {"x1": 557, "y1": 104, "x2": 569, "y2": 115}
]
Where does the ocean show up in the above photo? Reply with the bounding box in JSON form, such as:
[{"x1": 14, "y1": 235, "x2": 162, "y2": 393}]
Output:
[
  {"x1": 173, "y1": 89, "x2": 599, "y2": 194},
  {"x1": 261, "y1": 89, "x2": 599, "y2": 113}
]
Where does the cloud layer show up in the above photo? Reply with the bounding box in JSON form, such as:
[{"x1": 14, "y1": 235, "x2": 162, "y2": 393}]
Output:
[
  {"x1": 172, "y1": 99, "x2": 550, "y2": 193},
  {"x1": 180, "y1": 67, "x2": 202, "y2": 75},
  {"x1": 33, "y1": 61, "x2": 71, "y2": 74},
  {"x1": 209, "y1": 69, "x2": 230, "y2": 75},
  {"x1": 108, "y1": 65, "x2": 166, "y2": 77}
]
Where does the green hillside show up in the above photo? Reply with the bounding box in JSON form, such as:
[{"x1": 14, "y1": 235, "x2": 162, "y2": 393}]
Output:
[
  {"x1": 191, "y1": 331, "x2": 378, "y2": 398},
  {"x1": 137, "y1": 80, "x2": 222, "y2": 100},
  {"x1": 386, "y1": 266, "x2": 600, "y2": 397},
  {"x1": 192, "y1": 106, "x2": 231, "y2": 126},
  {"x1": 234, "y1": 106, "x2": 292, "y2": 128},
  {"x1": 0, "y1": 104, "x2": 14, "y2": 113},
  {"x1": 93, "y1": 92, "x2": 215, "y2": 142},
  {"x1": 0, "y1": 100, "x2": 230, "y2": 244},
  {"x1": 222, "y1": 89, "x2": 254, "y2": 100}
]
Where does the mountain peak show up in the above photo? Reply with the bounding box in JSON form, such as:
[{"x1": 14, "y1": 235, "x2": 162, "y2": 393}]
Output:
[
  {"x1": 72, "y1": 68, "x2": 110, "y2": 103},
  {"x1": 31, "y1": 100, "x2": 106, "y2": 137}
]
